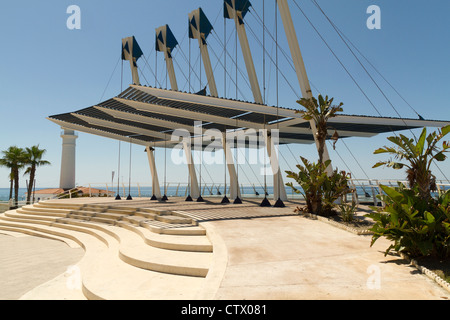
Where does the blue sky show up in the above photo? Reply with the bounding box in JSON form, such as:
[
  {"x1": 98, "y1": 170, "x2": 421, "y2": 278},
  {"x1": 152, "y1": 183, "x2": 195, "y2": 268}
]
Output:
[{"x1": 0, "y1": 0, "x2": 449, "y2": 189}]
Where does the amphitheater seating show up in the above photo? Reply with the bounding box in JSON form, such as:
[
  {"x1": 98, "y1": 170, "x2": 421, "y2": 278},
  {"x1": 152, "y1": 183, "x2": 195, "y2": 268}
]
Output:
[{"x1": 0, "y1": 200, "x2": 215, "y2": 300}]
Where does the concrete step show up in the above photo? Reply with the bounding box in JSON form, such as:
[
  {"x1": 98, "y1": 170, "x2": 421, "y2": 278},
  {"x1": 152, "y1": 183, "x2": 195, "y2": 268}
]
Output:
[
  {"x1": 34, "y1": 202, "x2": 84, "y2": 210},
  {"x1": 19, "y1": 205, "x2": 69, "y2": 214},
  {"x1": 141, "y1": 219, "x2": 206, "y2": 235},
  {"x1": 0, "y1": 212, "x2": 210, "y2": 300},
  {"x1": 0, "y1": 224, "x2": 80, "y2": 249},
  {"x1": 117, "y1": 222, "x2": 212, "y2": 252},
  {"x1": 34, "y1": 202, "x2": 197, "y2": 226},
  {"x1": 110, "y1": 226, "x2": 211, "y2": 277},
  {"x1": 4, "y1": 209, "x2": 211, "y2": 253},
  {"x1": 4, "y1": 213, "x2": 211, "y2": 277},
  {"x1": 0, "y1": 215, "x2": 109, "y2": 246},
  {"x1": 18, "y1": 205, "x2": 205, "y2": 237}
]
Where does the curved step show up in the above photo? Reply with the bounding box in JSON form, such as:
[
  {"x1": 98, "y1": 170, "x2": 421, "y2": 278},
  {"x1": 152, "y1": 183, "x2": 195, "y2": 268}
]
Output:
[
  {"x1": 33, "y1": 202, "x2": 197, "y2": 227},
  {"x1": 2, "y1": 210, "x2": 212, "y2": 276},
  {"x1": 117, "y1": 222, "x2": 212, "y2": 252},
  {"x1": 109, "y1": 226, "x2": 211, "y2": 277},
  {"x1": 0, "y1": 213, "x2": 209, "y2": 300},
  {"x1": 8, "y1": 209, "x2": 210, "y2": 252},
  {"x1": 0, "y1": 215, "x2": 109, "y2": 247},
  {"x1": 0, "y1": 225, "x2": 80, "y2": 249},
  {"x1": 141, "y1": 219, "x2": 206, "y2": 235}
]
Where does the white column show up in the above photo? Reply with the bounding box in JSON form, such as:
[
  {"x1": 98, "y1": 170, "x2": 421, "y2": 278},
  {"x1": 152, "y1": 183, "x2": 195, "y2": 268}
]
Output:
[
  {"x1": 277, "y1": 0, "x2": 332, "y2": 174},
  {"x1": 222, "y1": 132, "x2": 241, "y2": 200},
  {"x1": 198, "y1": 39, "x2": 217, "y2": 97},
  {"x1": 156, "y1": 25, "x2": 179, "y2": 91},
  {"x1": 262, "y1": 129, "x2": 287, "y2": 201},
  {"x1": 122, "y1": 37, "x2": 141, "y2": 86},
  {"x1": 129, "y1": 58, "x2": 140, "y2": 86},
  {"x1": 183, "y1": 141, "x2": 200, "y2": 199},
  {"x1": 59, "y1": 128, "x2": 78, "y2": 190},
  {"x1": 226, "y1": 0, "x2": 263, "y2": 104},
  {"x1": 189, "y1": 9, "x2": 218, "y2": 97},
  {"x1": 146, "y1": 146, "x2": 161, "y2": 198},
  {"x1": 164, "y1": 50, "x2": 178, "y2": 91}
]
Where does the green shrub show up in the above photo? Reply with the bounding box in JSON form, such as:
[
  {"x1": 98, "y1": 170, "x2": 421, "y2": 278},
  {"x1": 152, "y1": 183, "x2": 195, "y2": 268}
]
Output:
[
  {"x1": 286, "y1": 157, "x2": 351, "y2": 217},
  {"x1": 366, "y1": 184, "x2": 450, "y2": 259},
  {"x1": 339, "y1": 201, "x2": 358, "y2": 223}
]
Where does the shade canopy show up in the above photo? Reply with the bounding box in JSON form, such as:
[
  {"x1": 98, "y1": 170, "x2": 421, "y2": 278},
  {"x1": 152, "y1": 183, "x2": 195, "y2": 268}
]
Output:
[{"x1": 48, "y1": 85, "x2": 450, "y2": 149}]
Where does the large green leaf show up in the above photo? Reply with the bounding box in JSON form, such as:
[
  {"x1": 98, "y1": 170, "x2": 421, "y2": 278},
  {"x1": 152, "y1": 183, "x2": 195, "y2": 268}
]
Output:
[
  {"x1": 434, "y1": 151, "x2": 447, "y2": 162},
  {"x1": 442, "y1": 124, "x2": 450, "y2": 137},
  {"x1": 416, "y1": 128, "x2": 427, "y2": 155},
  {"x1": 372, "y1": 161, "x2": 386, "y2": 169},
  {"x1": 424, "y1": 211, "x2": 436, "y2": 224},
  {"x1": 391, "y1": 162, "x2": 404, "y2": 170},
  {"x1": 374, "y1": 147, "x2": 393, "y2": 154},
  {"x1": 380, "y1": 184, "x2": 404, "y2": 203}
]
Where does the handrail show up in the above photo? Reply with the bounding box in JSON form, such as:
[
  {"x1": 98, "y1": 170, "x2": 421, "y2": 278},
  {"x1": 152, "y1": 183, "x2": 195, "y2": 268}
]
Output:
[
  {"x1": 56, "y1": 187, "x2": 79, "y2": 199},
  {"x1": 46, "y1": 179, "x2": 449, "y2": 203}
]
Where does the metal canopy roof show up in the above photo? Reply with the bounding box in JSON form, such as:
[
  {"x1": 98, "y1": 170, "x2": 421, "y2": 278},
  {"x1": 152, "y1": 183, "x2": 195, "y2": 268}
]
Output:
[{"x1": 48, "y1": 85, "x2": 450, "y2": 148}]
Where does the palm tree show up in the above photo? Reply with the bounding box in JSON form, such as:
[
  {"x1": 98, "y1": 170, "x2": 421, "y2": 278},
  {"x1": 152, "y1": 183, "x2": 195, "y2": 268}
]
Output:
[
  {"x1": 24, "y1": 145, "x2": 51, "y2": 204},
  {"x1": 0, "y1": 146, "x2": 26, "y2": 208},
  {"x1": 373, "y1": 125, "x2": 450, "y2": 200},
  {"x1": 297, "y1": 95, "x2": 343, "y2": 164},
  {"x1": 0, "y1": 161, "x2": 14, "y2": 201}
]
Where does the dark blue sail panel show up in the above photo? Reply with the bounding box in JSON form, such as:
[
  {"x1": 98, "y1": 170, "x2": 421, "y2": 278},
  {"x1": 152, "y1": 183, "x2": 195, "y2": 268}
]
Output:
[
  {"x1": 189, "y1": 8, "x2": 213, "y2": 44},
  {"x1": 224, "y1": 0, "x2": 251, "y2": 20},
  {"x1": 156, "y1": 25, "x2": 178, "y2": 54},
  {"x1": 122, "y1": 36, "x2": 143, "y2": 61},
  {"x1": 132, "y1": 37, "x2": 143, "y2": 60},
  {"x1": 199, "y1": 8, "x2": 213, "y2": 38},
  {"x1": 122, "y1": 41, "x2": 130, "y2": 60},
  {"x1": 188, "y1": 15, "x2": 197, "y2": 39},
  {"x1": 165, "y1": 25, "x2": 179, "y2": 50}
]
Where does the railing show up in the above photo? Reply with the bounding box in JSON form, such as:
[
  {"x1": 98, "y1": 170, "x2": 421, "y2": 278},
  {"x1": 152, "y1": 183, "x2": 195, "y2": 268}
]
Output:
[
  {"x1": 348, "y1": 179, "x2": 450, "y2": 207},
  {"x1": 18, "y1": 179, "x2": 448, "y2": 206}
]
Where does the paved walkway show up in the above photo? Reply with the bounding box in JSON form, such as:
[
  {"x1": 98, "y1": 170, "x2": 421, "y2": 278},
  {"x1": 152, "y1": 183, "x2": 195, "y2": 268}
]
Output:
[
  {"x1": 0, "y1": 197, "x2": 449, "y2": 300},
  {"x1": 0, "y1": 232, "x2": 84, "y2": 300},
  {"x1": 205, "y1": 216, "x2": 449, "y2": 300}
]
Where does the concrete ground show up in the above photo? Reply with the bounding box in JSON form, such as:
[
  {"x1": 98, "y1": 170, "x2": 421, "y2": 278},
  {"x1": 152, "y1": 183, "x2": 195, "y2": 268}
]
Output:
[
  {"x1": 205, "y1": 216, "x2": 450, "y2": 300},
  {"x1": 0, "y1": 197, "x2": 449, "y2": 300},
  {"x1": 0, "y1": 232, "x2": 84, "y2": 300}
]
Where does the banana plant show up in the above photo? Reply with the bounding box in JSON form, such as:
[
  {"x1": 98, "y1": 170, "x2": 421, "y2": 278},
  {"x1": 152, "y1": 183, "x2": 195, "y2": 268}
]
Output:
[
  {"x1": 286, "y1": 156, "x2": 351, "y2": 217},
  {"x1": 373, "y1": 125, "x2": 450, "y2": 200},
  {"x1": 297, "y1": 95, "x2": 343, "y2": 165},
  {"x1": 367, "y1": 183, "x2": 450, "y2": 259}
]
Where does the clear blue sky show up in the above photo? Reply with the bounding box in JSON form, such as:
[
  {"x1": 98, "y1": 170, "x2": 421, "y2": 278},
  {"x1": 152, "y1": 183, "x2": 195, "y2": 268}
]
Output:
[{"x1": 0, "y1": 0, "x2": 449, "y2": 189}]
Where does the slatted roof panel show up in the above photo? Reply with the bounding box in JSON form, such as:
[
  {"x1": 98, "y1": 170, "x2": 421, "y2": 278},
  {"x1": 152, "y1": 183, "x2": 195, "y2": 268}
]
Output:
[
  {"x1": 50, "y1": 113, "x2": 160, "y2": 143},
  {"x1": 290, "y1": 121, "x2": 422, "y2": 133},
  {"x1": 48, "y1": 85, "x2": 450, "y2": 146}
]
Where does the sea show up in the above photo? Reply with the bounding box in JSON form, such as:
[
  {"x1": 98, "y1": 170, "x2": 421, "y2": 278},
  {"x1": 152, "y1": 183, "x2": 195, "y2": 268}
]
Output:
[
  {"x1": 1, "y1": 184, "x2": 445, "y2": 202},
  {"x1": 0, "y1": 186, "x2": 287, "y2": 201}
]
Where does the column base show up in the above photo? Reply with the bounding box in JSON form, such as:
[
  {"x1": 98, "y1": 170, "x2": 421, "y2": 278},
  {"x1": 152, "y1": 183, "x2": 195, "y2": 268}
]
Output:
[
  {"x1": 260, "y1": 197, "x2": 272, "y2": 207},
  {"x1": 273, "y1": 198, "x2": 285, "y2": 208},
  {"x1": 233, "y1": 197, "x2": 242, "y2": 204},
  {"x1": 221, "y1": 195, "x2": 230, "y2": 204}
]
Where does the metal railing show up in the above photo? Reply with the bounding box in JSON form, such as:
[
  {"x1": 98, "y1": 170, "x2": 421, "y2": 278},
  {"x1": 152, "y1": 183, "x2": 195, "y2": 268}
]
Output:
[{"x1": 13, "y1": 179, "x2": 447, "y2": 205}]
